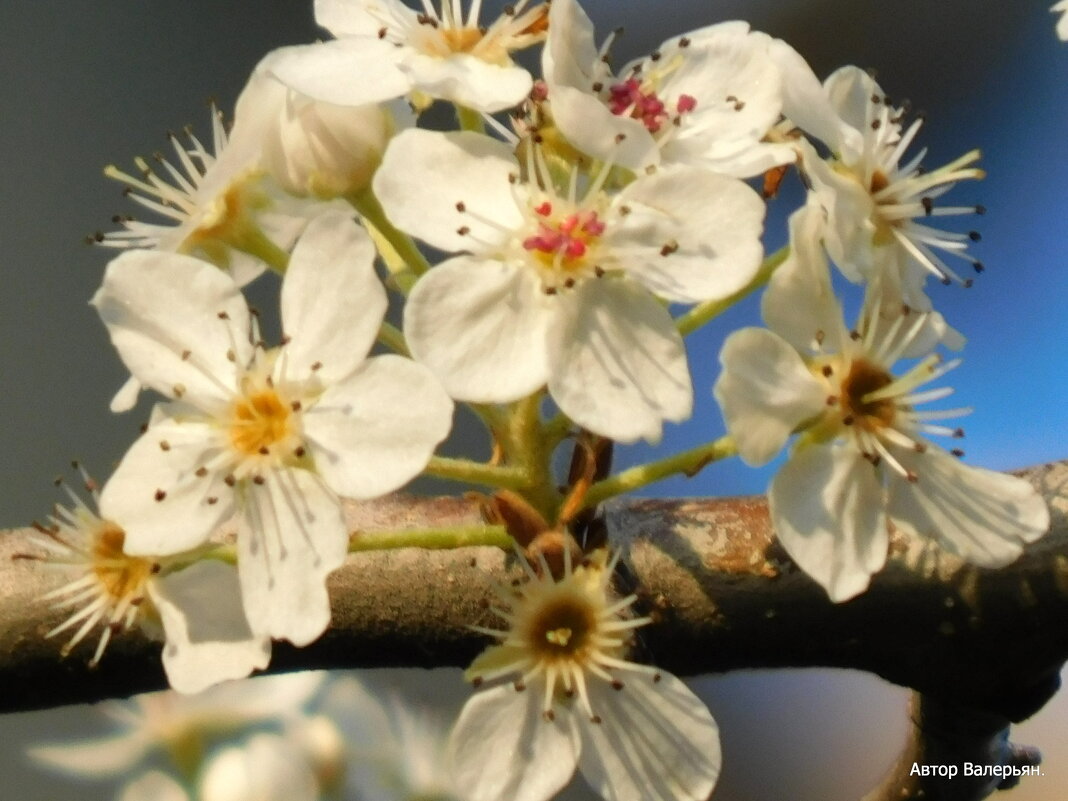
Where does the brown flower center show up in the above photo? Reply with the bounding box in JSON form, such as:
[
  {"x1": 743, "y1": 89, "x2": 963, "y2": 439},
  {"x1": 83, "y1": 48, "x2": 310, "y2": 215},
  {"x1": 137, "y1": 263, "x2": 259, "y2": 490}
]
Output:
[
  {"x1": 841, "y1": 358, "x2": 896, "y2": 430},
  {"x1": 527, "y1": 595, "x2": 597, "y2": 660}
]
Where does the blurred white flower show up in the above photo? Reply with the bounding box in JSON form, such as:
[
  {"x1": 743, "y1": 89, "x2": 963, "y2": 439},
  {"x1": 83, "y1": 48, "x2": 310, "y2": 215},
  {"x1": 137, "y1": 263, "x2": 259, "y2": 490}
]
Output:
[
  {"x1": 323, "y1": 674, "x2": 460, "y2": 801},
  {"x1": 120, "y1": 771, "x2": 191, "y2": 801},
  {"x1": 1054, "y1": 1, "x2": 1068, "y2": 40},
  {"x1": 374, "y1": 128, "x2": 764, "y2": 443},
  {"x1": 542, "y1": 0, "x2": 793, "y2": 177},
  {"x1": 772, "y1": 48, "x2": 985, "y2": 310},
  {"x1": 269, "y1": 0, "x2": 547, "y2": 113},
  {"x1": 93, "y1": 213, "x2": 453, "y2": 645},
  {"x1": 451, "y1": 550, "x2": 720, "y2": 801},
  {"x1": 715, "y1": 205, "x2": 1049, "y2": 602},
  {"x1": 31, "y1": 672, "x2": 325, "y2": 781},
  {"x1": 200, "y1": 732, "x2": 320, "y2": 801},
  {"x1": 20, "y1": 467, "x2": 268, "y2": 692}
]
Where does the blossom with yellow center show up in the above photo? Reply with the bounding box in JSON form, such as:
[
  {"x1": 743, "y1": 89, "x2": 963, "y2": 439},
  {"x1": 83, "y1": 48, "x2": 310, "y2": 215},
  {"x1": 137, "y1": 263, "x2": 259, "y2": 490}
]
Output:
[
  {"x1": 374, "y1": 127, "x2": 765, "y2": 443},
  {"x1": 772, "y1": 52, "x2": 986, "y2": 311},
  {"x1": 21, "y1": 469, "x2": 268, "y2": 692},
  {"x1": 450, "y1": 549, "x2": 721, "y2": 801},
  {"x1": 269, "y1": 0, "x2": 546, "y2": 113},
  {"x1": 93, "y1": 213, "x2": 453, "y2": 646},
  {"x1": 714, "y1": 204, "x2": 1049, "y2": 602}
]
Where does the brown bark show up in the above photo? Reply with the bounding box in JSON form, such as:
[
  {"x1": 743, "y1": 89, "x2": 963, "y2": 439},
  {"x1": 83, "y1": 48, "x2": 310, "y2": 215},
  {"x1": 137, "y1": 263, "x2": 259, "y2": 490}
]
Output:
[{"x1": 3, "y1": 462, "x2": 1068, "y2": 800}]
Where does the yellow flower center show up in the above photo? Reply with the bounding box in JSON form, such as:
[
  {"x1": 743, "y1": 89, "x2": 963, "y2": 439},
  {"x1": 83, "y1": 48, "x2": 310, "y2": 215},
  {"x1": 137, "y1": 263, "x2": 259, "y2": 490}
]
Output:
[
  {"x1": 230, "y1": 388, "x2": 293, "y2": 456},
  {"x1": 92, "y1": 523, "x2": 156, "y2": 602}
]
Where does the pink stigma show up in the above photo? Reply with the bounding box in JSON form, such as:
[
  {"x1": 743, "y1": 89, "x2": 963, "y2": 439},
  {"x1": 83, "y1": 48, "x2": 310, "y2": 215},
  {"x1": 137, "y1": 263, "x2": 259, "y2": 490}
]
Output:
[
  {"x1": 607, "y1": 79, "x2": 694, "y2": 133},
  {"x1": 523, "y1": 210, "x2": 605, "y2": 263}
]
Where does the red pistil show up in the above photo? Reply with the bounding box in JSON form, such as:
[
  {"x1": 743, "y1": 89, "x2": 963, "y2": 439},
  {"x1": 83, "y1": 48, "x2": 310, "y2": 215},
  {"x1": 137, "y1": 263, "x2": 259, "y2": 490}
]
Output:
[
  {"x1": 523, "y1": 210, "x2": 605, "y2": 262},
  {"x1": 606, "y1": 79, "x2": 696, "y2": 133}
]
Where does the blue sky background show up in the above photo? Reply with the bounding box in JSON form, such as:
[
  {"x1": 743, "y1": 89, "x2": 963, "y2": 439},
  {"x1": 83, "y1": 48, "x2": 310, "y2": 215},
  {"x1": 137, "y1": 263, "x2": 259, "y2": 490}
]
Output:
[{"x1": 0, "y1": 2, "x2": 1065, "y2": 800}]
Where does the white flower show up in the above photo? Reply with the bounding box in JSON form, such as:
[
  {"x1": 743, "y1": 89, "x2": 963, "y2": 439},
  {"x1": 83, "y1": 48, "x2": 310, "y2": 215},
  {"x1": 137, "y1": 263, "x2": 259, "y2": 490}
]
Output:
[
  {"x1": 1054, "y1": 1, "x2": 1068, "y2": 40},
  {"x1": 31, "y1": 672, "x2": 326, "y2": 780},
  {"x1": 450, "y1": 549, "x2": 720, "y2": 801},
  {"x1": 21, "y1": 468, "x2": 269, "y2": 693},
  {"x1": 714, "y1": 206, "x2": 1049, "y2": 602},
  {"x1": 269, "y1": 0, "x2": 547, "y2": 113},
  {"x1": 99, "y1": 105, "x2": 327, "y2": 414},
  {"x1": 542, "y1": 0, "x2": 793, "y2": 177},
  {"x1": 238, "y1": 47, "x2": 414, "y2": 200},
  {"x1": 100, "y1": 106, "x2": 303, "y2": 288},
  {"x1": 374, "y1": 128, "x2": 764, "y2": 443},
  {"x1": 772, "y1": 50, "x2": 985, "y2": 309},
  {"x1": 93, "y1": 212, "x2": 454, "y2": 645}
]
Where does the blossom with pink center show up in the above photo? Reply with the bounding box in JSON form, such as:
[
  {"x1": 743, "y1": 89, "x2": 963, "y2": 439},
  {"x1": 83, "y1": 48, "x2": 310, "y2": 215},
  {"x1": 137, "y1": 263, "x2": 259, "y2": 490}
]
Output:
[
  {"x1": 541, "y1": 0, "x2": 793, "y2": 177},
  {"x1": 373, "y1": 128, "x2": 764, "y2": 443}
]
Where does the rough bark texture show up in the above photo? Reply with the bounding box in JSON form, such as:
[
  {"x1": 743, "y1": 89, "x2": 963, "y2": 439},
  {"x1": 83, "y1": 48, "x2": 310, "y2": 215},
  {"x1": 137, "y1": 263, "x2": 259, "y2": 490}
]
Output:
[{"x1": 3, "y1": 462, "x2": 1068, "y2": 800}]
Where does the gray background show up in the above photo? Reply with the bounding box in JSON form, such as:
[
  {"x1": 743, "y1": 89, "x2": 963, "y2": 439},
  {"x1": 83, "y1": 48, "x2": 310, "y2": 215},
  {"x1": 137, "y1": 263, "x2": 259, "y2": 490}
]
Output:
[{"x1": 0, "y1": 2, "x2": 1065, "y2": 800}]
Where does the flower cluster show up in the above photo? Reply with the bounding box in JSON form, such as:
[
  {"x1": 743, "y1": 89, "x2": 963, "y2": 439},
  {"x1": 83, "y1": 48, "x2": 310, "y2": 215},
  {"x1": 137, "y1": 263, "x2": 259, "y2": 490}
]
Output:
[{"x1": 22, "y1": 1, "x2": 1054, "y2": 800}]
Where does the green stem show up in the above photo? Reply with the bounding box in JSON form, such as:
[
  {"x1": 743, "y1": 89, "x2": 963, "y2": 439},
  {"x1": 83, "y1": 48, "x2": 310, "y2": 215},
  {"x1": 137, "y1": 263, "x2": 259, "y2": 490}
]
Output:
[
  {"x1": 349, "y1": 187, "x2": 432, "y2": 281},
  {"x1": 583, "y1": 435, "x2": 738, "y2": 508},
  {"x1": 230, "y1": 223, "x2": 291, "y2": 276},
  {"x1": 675, "y1": 245, "x2": 789, "y2": 336},
  {"x1": 504, "y1": 391, "x2": 559, "y2": 516},
  {"x1": 377, "y1": 321, "x2": 410, "y2": 356},
  {"x1": 455, "y1": 105, "x2": 486, "y2": 134},
  {"x1": 425, "y1": 455, "x2": 530, "y2": 490},
  {"x1": 348, "y1": 524, "x2": 511, "y2": 552}
]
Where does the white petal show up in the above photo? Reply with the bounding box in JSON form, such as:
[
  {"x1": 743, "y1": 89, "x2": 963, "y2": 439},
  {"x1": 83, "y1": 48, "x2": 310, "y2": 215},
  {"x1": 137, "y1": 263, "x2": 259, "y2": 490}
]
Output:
[
  {"x1": 110, "y1": 374, "x2": 143, "y2": 413},
  {"x1": 542, "y1": 0, "x2": 601, "y2": 92},
  {"x1": 266, "y1": 39, "x2": 412, "y2": 106},
  {"x1": 611, "y1": 169, "x2": 764, "y2": 304},
  {"x1": 579, "y1": 674, "x2": 720, "y2": 801},
  {"x1": 150, "y1": 561, "x2": 271, "y2": 695},
  {"x1": 548, "y1": 280, "x2": 691, "y2": 444},
  {"x1": 449, "y1": 685, "x2": 580, "y2": 801},
  {"x1": 824, "y1": 66, "x2": 884, "y2": 149},
  {"x1": 768, "y1": 39, "x2": 860, "y2": 156},
  {"x1": 659, "y1": 27, "x2": 787, "y2": 177},
  {"x1": 280, "y1": 213, "x2": 386, "y2": 384},
  {"x1": 120, "y1": 771, "x2": 191, "y2": 801},
  {"x1": 404, "y1": 256, "x2": 551, "y2": 402},
  {"x1": 769, "y1": 443, "x2": 888, "y2": 602},
  {"x1": 303, "y1": 354, "x2": 453, "y2": 499},
  {"x1": 314, "y1": 0, "x2": 395, "y2": 36},
  {"x1": 402, "y1": 52, "x2": 532, "y2": 113},
  {"x1": 201, "y1": 734, "x2": 319, "y2": 801},
  {"x1": 92, "y1": 251, "x2": 250, "y2": 411},
  {"x1": 373, "y1": 129, "x2": 522, "y2": 253},
  {"x1": 29, "y1": 733, "x2": 152, "y2": 778},
  {"x1": 887, "y1": 448, "x2": 1049, "y2": 566},
  {"x1": 714, "y1": 328, "x2": 826, "y2": 466},
  {"x1": 100, "y1": 415, "x2": 235, "y2": 556},
  {"x1": 237, "y1": 469, "x2": 347, "y2": 646},
  {"x1": 762, "y1": 201, "x2": 847, "y2": 352}
]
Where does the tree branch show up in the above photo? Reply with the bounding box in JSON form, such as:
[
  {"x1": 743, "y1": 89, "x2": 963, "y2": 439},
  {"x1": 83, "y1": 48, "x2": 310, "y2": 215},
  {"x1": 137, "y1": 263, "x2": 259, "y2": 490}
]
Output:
[{"x1": 3, "y1": 462, "x2": 1068, "y2": 800}]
